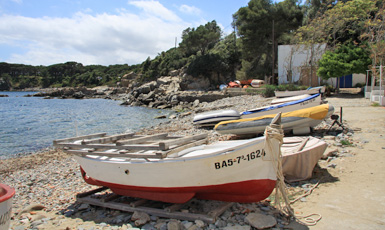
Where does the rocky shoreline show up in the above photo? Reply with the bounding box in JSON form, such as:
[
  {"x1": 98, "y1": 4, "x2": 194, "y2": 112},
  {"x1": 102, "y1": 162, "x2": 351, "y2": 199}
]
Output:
[
  {"x1": 26, "y1": 76, "x2": 237, "y2": 112},
  {"x1": 2, "y1": 94, "x2": 368, "y2": 230}
]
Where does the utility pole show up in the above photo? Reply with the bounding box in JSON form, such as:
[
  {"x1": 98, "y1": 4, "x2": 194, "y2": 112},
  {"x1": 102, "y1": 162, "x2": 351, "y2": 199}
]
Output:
[{"x1": 271, "y1": 20, "x2": 275, "y2": 84}]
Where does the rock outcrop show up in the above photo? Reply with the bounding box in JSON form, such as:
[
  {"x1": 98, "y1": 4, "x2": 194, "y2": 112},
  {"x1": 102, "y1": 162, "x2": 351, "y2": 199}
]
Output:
[
  {"x1": 122, "y1": 76, "x2": 229, "y2": 110},
  {"x1": 30, "y1": 71, "x2": 236, "y2": 110}
]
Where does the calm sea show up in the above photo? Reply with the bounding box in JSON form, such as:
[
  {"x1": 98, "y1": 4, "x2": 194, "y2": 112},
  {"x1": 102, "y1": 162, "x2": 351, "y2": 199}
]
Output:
[{"x1": 0, "y1": 91, "x2": 172, "y2": 158}]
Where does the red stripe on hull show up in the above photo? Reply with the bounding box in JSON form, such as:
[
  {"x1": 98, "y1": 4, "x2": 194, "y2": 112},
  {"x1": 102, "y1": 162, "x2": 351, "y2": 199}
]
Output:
[{"x1": 80, "y1": 167, "x2": 276, "y2": 203}]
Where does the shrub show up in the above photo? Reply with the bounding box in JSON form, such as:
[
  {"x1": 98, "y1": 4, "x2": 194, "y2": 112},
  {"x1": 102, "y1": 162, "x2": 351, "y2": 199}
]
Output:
[{"x1": 261, "y1": 85, "x2": 276, "y2": 97}]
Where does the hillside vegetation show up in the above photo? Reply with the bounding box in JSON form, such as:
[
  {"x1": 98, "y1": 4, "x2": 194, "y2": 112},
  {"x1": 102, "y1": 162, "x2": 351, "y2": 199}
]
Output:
[{"x1": 0, "y1": 0, "x2": 383, "y2": 91}]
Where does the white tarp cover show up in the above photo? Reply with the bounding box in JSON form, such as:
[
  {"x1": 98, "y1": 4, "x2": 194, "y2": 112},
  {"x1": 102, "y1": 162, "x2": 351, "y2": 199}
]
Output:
[{"x1": 281, "y1": 136, "x2": 327, "y2": 182}]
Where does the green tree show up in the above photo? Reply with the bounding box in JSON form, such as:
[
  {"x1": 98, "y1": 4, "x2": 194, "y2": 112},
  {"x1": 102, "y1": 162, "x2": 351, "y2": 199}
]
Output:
[
  {"x1": 179, "y1": 20, "x2": 221, "y2": 56},
  {"x1": 233, "y1": 0, "x2": 303, "y2": 81},
  {"x1": 296, "y1": 0, "x2": 377, "y2": 47},
  {"x1": 210, "y1": 32, "x2": 241, "y2": 81},
  {"x1": 361, "y1": 1, "x2": 385, "y2": 67},
  {"x1": 317, "y1": 43, "x2": 371, "y2": 86}
]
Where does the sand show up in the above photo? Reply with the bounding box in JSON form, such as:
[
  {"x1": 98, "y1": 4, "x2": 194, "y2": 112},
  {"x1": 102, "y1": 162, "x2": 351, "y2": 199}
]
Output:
[{"x1": 291, "y1": 96, "x2": 385, "y2": 229}]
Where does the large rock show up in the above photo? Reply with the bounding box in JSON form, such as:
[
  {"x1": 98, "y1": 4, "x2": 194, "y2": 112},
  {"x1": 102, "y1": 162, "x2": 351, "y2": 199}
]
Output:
[
  {"x1": 137, "y1": 81, "x2": 157, "y2": 94},
  {"x1": 131, "y1": 211, "x2": 150, "y2": 226},
  {"x1": 245, "y1": 213, "x2": 277, "y2": 229},
  {"x1": 157, "y1": 76, "x2": 179, "y2": 85},
  {"x1": 157, "y1": 76, "x2": 181, "y2": 93}
]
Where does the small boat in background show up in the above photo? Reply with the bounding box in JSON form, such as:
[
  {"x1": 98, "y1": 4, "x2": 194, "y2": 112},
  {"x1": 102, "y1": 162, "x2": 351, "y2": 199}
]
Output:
[
  {"x1": 281, "y1": 136, "x2": 327, "y2": 182},
  {"x1": 271, "y1": 94, "x2": 312, "y2": 105},
  {"x1": 240, "y1": 93, "x2": 322, "y2": 119},
  {"x1": 275, "y1": 86, "x2": 325, "y2": 98},
  {"x1": 193, "y1": 93, "x2": 322, "y2": 127},
  {"x1": 0, "y1": 183, "x2": 15, "y2": 230},
  {"x1": 215, "y1": 103, "x2": 334, "y2": 136},
  {"x1": 193, "y1": 109, "x2": 240, "y2": 127},
  {"x1": 251, "y1": 79, "x2": 265, "y2": 88}
]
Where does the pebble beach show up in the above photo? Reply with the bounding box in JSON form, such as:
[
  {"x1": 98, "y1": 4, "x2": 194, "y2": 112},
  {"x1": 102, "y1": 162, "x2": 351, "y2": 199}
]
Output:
[{"x1": 1, "y1": 93, "x2": 378, "y2": 230}]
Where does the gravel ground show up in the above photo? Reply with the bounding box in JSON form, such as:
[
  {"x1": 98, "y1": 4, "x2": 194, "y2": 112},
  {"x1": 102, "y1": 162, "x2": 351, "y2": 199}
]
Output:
[{"x1": 2, "y1": 93, "x2": 361, "y2": 230}]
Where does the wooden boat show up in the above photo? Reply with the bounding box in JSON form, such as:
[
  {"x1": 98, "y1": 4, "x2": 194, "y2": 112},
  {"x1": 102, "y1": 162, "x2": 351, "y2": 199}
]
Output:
[
  {"x1": 215, "y1": 104, "x2": 334, "y2": 136},
  {"x1": 282, "y1": 136, "x2": 327, "y2": 182},
  {"x1": 0, "y1": 183, "x2": 15, "y2": 230},
  {"x1": 240, "y1": 93, "x2": 322, "y2": 119},
  {"x1": 193, "y1": 109, "x2": 240, "y2": 127},
  {"x1": 274, "y1": 86, "x2": 325, "y2": 98},
  {"x1": 54, "y1": 117, "x2": 282, "y2": 204},
  {"x1": 271, "y1": 94, "x2": 312, "y2": 105}
]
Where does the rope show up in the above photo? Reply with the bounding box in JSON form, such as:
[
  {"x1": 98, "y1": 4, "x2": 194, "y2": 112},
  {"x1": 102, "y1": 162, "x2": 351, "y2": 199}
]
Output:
[
  {"x1": 264, "y1": 124, "x2": 322, "y2": 226},
  {"x1": 264, "y1": 124, "x2": 294, "y2": 217}
]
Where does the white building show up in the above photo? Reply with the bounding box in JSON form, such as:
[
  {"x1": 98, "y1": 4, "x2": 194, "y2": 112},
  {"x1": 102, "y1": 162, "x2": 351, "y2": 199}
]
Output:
[
  {"x1": 278, "y1": 44, "x2": 326, "y2": 87},
  {"x1": 278, "y1": 44, "x2": 366, "y2": 88}
]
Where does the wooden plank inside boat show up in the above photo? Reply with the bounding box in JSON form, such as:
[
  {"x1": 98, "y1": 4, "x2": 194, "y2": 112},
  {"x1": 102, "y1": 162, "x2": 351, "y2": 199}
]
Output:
[
  {"x1": 116, "y1": 133, "x2": 169, "y2": 145},
  {"x1": 53, "y1": 132, "x2": 208, "y2": 159},
  {"x1": 81, "y1": 133, "x2": 136, "y2": 144},
  {"x1": 53, "y1": 133, "x2": 107, "y2": 145},
  {"x1": 158, "y1": 133, "x2": 208, "y2": 150},
  {"x1": 76, "y1": 187, "x2": 233, "y2": 224}
]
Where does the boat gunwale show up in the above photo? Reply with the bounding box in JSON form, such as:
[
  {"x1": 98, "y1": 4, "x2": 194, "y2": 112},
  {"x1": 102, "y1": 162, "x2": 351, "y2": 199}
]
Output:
[{"x1": 75, "y1": 136, "x2": 266, "y2": 164}]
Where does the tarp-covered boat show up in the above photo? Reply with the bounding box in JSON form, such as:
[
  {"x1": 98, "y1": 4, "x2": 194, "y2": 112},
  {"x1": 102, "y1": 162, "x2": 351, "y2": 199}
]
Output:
[
  {"x1": 0, "y1": 183, "x2": 15, "y2": 230},
  {"x1": 215, "y1": 104, "x2": 334, "y2": 136},
  {"x1": 240, "y1": 93, "x2": 322, "y2": 119},
  {"x1": 54, "y1": 117, "x2": 283, "y2": 204},
  {"x1": 193, "y1": 109, "x2": 240, "y2": 127},
  {"x1": 282, "y1": 136, "x2": 327, "y2": 182}
]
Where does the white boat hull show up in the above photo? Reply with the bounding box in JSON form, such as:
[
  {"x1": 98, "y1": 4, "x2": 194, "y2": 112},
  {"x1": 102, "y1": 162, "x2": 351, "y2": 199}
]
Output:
[
  {"x1": 274, "y1": 86, "x2": 325, "y2": 98},
  {"x1": 75, "y1": 136, "x2": 277, "y2": 203},
  {"x1": 215, "y1": 104, "x2": 334, "y2": 136},
  {"x1": 271, "y1": 94, "x2": 311, "y2": 105},
  {"x1": 240, "y1": 93, "x2": 322, "y2": 119}
]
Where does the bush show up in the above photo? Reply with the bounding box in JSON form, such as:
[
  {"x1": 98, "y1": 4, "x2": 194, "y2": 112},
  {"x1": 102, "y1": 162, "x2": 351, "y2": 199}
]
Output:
[
  {"x1": 355, "y1": 83, "x2": 364, "y2": 88},
  {"x1": 261, "y1": 85, "x2": 276, "y2": 97},
  {"x1": 275, "y1": 84, "x2": 303, "y2": 91}
]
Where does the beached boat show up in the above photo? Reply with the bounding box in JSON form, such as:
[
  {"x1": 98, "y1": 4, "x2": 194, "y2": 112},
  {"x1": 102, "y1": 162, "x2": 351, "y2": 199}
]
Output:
[
  {"x1": 193, "y1": 109, "x2": 240, "y2": 127},
  {"x1": 251, "y1": 79, "x2": 265, "y2": 88},
  {"x1": 240, "y1": 93, "x2": 322, "y2": 119},
  {"x1": 282, "y1": 136, "x2": 327, "y2": 182},
  {"x1": 270, "y1": 94, "x2": 312, "y2": 105},
  {"x1": 0, "y1": 183, "x2": 15, "y2": 230},
  {"x1": 215, "y1": 104, "x2": 334, "y2": 136},
  {"x1": 274, "y1": 86, "x2": 325, "y2": 98},
  {"x1": 53, "y1": 117, "x2": 282, "y2": 204}
]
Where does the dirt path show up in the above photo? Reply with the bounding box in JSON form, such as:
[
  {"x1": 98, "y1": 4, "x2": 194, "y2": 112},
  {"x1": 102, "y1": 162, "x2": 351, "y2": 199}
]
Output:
[{"x1": 292, "y1": 96, "x2": 385, "y2": 229}]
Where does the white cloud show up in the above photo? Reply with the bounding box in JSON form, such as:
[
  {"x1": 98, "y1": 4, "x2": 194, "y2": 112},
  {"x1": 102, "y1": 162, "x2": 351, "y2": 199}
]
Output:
[
  {"x1": 128, "y1": 0, "x2": 181, "y2": 22},
  {"x1": 179, "y1": 5, "x2": 201, "y2": 16},
  {"x1": 0, "y1": 1, "x2": 189, "y2": 66}
]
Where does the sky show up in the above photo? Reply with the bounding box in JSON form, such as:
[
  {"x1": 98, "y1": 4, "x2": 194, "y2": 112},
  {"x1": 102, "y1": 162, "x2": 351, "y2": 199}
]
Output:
[{"x1": 0, "y1": 0, "x2": 264, "y2": 66}]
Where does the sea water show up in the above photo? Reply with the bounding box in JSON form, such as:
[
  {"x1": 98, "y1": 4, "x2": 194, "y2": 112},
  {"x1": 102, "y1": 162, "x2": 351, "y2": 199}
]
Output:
[{"x1": 0, "y1": 91, "x2": 172, "y2": 157}]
